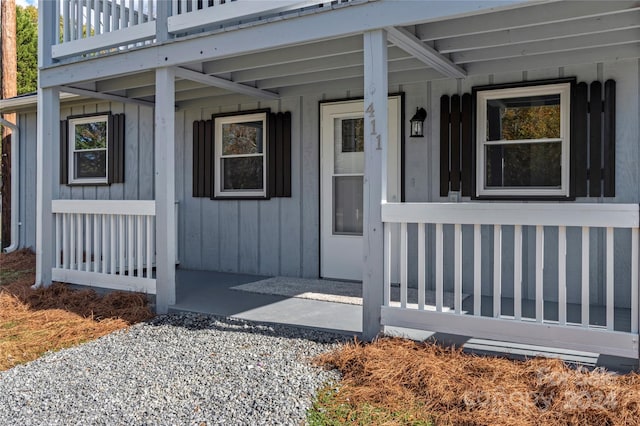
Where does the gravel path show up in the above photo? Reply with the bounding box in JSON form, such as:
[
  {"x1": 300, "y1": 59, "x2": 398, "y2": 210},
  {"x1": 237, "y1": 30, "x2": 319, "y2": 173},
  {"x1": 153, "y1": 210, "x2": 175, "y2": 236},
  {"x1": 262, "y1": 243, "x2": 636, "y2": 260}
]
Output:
[{"x1": 0, "y1": 314, "x2": 347, "y2": 425}]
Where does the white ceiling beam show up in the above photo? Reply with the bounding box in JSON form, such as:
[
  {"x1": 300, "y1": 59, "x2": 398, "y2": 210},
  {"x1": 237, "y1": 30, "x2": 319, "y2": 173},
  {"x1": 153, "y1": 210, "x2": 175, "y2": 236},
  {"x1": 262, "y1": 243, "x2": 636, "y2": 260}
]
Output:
[
  {"x1": 465, "y1": 43, "x2": 640, "y2": 75},
  {"x1": 172, "y1": 67, "x2": 279, "y2": 100},
  {"x1": 59, "y1": 86, "x2": 156, "y2": 108},
  {"x1": 416, "y1": 1, "x2": 639, "y2": 40},
  {"x1": 96, "y1": 72, "x2": 156, "y2": 93},
  {"x1": 385, "y1": 26, "x2": 466, "y2": 79},
  {"x1": 202, "y1": 35, "x2": 364, "y2": 74},
  {"x1": 436, "y1": 10, "x2": 640, "y2": 54},
  {"x1": 452, "y1": 28, "x2": 640, "y2": 64},
  {"x1": 231, "y1": 47, "x2": 411, "y2": 83}
]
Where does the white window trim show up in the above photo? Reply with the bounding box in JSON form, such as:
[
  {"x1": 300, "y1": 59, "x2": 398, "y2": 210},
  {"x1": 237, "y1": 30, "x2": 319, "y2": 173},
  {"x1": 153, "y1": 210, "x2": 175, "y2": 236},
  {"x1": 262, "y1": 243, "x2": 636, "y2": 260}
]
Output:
[
  {"x1": 68, "y1": 115, "x2": 109, "y2": 185},
  {"x1": 213, "y1": 112, "x2": 268, "y2": 198},
  {"x1": 475, "y1": 83, "x2": 571, "y2": 198}
]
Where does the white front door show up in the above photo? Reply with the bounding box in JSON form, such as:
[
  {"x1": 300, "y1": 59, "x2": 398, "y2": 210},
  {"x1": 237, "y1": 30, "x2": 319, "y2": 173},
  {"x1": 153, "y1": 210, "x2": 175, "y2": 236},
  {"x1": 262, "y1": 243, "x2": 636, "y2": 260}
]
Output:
[{"x1": 320, "y1": 96, "x2": 402, "y2": 281}]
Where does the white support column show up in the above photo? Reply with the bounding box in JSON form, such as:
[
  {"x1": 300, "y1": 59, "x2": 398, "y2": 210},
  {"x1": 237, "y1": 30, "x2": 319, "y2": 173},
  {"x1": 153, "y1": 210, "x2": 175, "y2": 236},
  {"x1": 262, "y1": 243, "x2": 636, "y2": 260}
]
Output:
[
  {"x1": 362, "y1": 29, "x2": 388, "y2": 341},
  {"x1": 35, "y1": 88, "x2": 60, "y2": 287},
  {"x1": 35, "y1": 0, "x2": 60, "y2": 286},
  {"x1": 154, "y1": 67, "x2": 176, "y2": 313}
]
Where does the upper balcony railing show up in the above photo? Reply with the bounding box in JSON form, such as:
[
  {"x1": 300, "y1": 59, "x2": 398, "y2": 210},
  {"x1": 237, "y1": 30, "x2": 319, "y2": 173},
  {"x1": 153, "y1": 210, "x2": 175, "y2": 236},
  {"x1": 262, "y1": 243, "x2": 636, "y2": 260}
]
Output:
[{"x1": 51, "y1": 0, "x2": 355, "y2": 61}]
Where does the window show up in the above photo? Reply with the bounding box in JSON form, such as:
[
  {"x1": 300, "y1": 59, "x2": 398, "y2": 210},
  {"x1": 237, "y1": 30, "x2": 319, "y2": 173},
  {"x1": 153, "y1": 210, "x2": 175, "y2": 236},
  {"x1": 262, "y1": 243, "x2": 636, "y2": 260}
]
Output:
[
  {"x1": 213, "y1": 111, "x2": 268, "y2": 198},
  {"x1": 68, "y1": 115, "x2": 109, "y2": 184},
  {"x1": 475, "y1": 81, "x2": 572, "y2": 198}
]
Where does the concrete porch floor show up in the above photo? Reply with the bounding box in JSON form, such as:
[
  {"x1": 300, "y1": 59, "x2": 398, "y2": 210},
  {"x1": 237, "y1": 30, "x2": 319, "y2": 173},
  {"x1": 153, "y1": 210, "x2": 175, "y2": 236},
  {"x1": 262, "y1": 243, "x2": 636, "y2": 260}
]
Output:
[{"x1": 170, "y1": 269, "x2": 638, "y2": 372}]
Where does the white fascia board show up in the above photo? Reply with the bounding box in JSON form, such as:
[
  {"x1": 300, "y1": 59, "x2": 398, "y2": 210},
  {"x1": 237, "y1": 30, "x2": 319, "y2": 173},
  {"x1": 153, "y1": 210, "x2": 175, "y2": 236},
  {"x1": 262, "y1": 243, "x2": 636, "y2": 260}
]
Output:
[
  {"x1": 40, "y1": 0, "x2": 526, "y2": 88},
  {"x1": 0, "y1": 92, "x2": 79, "y2": 113}
]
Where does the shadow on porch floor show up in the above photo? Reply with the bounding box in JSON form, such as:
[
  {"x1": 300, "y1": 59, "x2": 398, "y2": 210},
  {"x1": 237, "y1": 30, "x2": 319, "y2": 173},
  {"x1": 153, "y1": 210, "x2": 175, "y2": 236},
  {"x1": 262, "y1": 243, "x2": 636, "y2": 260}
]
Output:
[{"x1": 171, "y1": 269, "x2": 638, "y2": 373}]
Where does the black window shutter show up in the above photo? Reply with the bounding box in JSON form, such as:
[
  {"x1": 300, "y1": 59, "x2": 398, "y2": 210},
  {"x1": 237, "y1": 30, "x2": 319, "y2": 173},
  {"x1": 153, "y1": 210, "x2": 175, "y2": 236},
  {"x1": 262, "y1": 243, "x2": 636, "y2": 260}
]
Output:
[
  {"x1": 460, "y1": 93, "x2": 473, "y2": 197},
  {"x1": 450, "y1": 95, "x2": 461, "y2": 192},
  {"x1": 60, "y1": 120, "x2": 68, "y2": 185},
  {"x1": 574, "y1": 82, "x2": 589, "y2": 197},
  {"x1": 268, "y1": 112, "x2": 292, "y2": 198},
  {"x1": 268, "y1": 113, "x2": 277, "y2": 198},
  {"x1": 439, "y1": 95, "x2": 450, "y2": 197},
  {"x1": 589, "y1": 81, "x2": 603, "y2": 198},
  {"x1": 108, "y1": 113, "x2": 125, "y2": 184},
  {"x1": 192, "y1": 119, "x2": 213, "y2": 198},
  {"x1": 603, "y1": 79, "x2": 616, "y2": 197}
]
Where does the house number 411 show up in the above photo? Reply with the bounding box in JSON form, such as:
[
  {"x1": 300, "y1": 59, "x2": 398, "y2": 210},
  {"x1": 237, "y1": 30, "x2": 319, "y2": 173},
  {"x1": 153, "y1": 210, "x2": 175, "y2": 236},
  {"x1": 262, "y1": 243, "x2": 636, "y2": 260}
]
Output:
[{"x1": 366, "y1": 102, "x2": 382, "y2": 150}]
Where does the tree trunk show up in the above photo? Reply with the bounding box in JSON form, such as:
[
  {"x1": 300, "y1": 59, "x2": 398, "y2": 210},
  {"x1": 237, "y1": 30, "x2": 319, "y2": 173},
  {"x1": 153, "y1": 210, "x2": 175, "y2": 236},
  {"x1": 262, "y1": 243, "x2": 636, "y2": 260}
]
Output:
[{"x1": 1, "y1": 0, "x2": 17, "y2": 249}]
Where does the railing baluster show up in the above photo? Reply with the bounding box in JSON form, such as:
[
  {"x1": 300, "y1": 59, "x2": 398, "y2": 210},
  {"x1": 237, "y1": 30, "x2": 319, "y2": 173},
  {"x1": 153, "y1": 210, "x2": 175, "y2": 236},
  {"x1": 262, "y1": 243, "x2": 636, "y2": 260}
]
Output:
[
  {"x1": 473, "y1": 224, "x2": 481, "y2": 316},
  {"x1": 581, "y1": 226, "x2": 590, "y2": 327},
  {"x1": 632, "y1": 227, "x2": 638, "y2": 334},
  {"x1": 514, "y1": 224, "x2": 522, "y2": 320},
  {"x1": 69, "y1": 214, "x2": 76, "y2": 268},
  {"x1": 180, "y1": 0, "x2": 187, "y2": 15},
  {"x1": 148, "y1": 0, "x2": 154, "y2": 19},
  {"x1": 606, "y1": 227, "x2": 614, "y2": 330},
  {"x1": 558, "y1": 226, "x2": 567, "y2": 325},
  {"x1": 93, "y1": 0, "x2": 101, "y2": 35},
  {"x1": 119, "y1": 215, "x2": 125, "y2": 274},
  {"x1": 146, "y1": 216, "x2": 153, "y2": 278},
  {"x1": 56, "y1": 0, "x2": 62, "y2": 43},
  {"x1": 435, "y1": 223, "x2": 443, "y2": 312},
  {"x1": 417, "y1": 223, "x2": 425, "y2": 310},
  {"x1": 64, "y1": 213, "x2": 70, "y2": 269},
  {"x1": 103, "y1": 0, "x2": 110, "y2": 32},
  {"x1": 77, "y1": 213, "x2": 84, "y2": 270},
  {"x1": 535, "y1": 225, "x2": 544, "y2": 322},
  {"x1": 77, "y1": 0, "x2": 84, "y2": 40},
  {"x1": 63, "y1": 0, "x2": 71, "y2": 42},
  {"x1": 127, "y1": 215, "x2": 135, "y2": 276},
  {"x1": 129, "y1": 0, "x2": 134, "y2": 27},
  {"x1": 102, "y1": 214, "x2": 108, "y2": 273},
  {"x1": 55, "y1": 214, "x2": 62, "y2": 269},
  {"x1": 137, "y1": 215, "x2": 143, "y2": 277},
  {"x1": 93, "y1": 214, "x2": 100, "y2": 273},
  {"x1": 172, "y1": 0, "x2": 179, "y2": 17},
  {"x1": 454, "y1": 223, "x2": 462, "y2": 314},
  {"x1": 383, "y1": 222, "x2": 391, "y2": 306},
  {"x1": 120, "y1": 0, "x2": 127, "y2": 29},
  {"x1": 110, "y1": 215, "x2": 117, "y2": 274},
  {"x1": 400, "y1": 222, "x2": 408, "y2": 309},
  {"x1": 85, "y1": 213, "x2": 91, "y2": 272},
  {"x1": 493, "y1": 224, "x2": 501, "y2": 318},
  {"x1": 138, "y1": 0, "x2": 144, "y2": 23}
]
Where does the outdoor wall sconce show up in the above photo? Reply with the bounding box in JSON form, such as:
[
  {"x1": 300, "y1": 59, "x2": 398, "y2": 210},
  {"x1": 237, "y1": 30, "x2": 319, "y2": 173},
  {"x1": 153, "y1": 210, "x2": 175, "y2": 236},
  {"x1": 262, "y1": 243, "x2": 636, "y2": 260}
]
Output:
[{"x1": 409, "y1": 107, "x2": 427, "y2": 138}]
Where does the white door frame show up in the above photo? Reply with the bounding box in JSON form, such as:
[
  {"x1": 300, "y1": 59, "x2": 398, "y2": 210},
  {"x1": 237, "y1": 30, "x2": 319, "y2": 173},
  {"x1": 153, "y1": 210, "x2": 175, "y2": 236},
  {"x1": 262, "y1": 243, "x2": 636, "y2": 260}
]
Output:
[{"x1": 320, "y1": 95, "x2": 403, "y2": 281}]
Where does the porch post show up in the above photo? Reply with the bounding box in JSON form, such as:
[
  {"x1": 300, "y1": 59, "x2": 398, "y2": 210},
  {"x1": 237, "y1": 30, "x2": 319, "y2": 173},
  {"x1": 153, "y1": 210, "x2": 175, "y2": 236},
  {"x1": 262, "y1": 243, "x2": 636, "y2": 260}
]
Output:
[
  {"x1": 35, "y1": 0, "x2": 59, "y2": 286},
  {"x1": 154, "y1": 67, "x2": 176, "y2": 313},
  {"x1": 362, "y1": 29, "x2": 388, "y2": 340}
]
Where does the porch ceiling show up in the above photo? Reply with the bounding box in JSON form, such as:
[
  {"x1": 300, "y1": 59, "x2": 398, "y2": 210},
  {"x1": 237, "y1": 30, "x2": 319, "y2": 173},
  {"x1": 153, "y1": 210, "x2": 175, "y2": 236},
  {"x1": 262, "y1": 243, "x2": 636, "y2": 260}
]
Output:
[{"x1": 63, "y1": 0, "x2": 640, "y2": 109}]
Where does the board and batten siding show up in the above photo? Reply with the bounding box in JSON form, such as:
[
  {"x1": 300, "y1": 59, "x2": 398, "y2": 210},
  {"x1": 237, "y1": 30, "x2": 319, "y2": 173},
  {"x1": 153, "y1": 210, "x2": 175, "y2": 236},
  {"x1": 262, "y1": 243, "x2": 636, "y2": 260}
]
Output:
[{"x1": 15, "y1": 59, "x2": 640, "y2": 307}]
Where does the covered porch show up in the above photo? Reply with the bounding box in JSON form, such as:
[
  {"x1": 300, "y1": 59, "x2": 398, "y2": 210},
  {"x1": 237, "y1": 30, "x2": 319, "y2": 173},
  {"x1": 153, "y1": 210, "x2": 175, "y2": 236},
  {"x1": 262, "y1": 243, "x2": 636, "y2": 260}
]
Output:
[{"x1": 30, "y1": 0, "x2": 640, "y2": 363}]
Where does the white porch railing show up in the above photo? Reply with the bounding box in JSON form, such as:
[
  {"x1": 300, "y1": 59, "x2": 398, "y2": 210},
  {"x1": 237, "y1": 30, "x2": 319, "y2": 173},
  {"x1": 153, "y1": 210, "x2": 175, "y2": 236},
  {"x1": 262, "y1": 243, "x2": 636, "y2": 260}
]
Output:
[
  {"x1": 51, "y1": 0, "x2": 350, "y2": 60},
  {"x1": 53, "y1": 0, "x2": 157, "y2": 59},
  {"x1": 52, "y1": 200, "x2": 156, "y2": 294},
  {"x1": 381, "y1": 202, "x2": 640, "y2": 359}
]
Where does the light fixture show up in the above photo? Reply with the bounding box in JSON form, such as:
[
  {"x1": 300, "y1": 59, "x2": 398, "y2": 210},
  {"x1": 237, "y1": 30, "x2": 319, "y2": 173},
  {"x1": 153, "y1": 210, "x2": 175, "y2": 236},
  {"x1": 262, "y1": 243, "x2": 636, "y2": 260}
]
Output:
[{"x1": 409, "y1": 107, "x2": 427, "y2": 138}]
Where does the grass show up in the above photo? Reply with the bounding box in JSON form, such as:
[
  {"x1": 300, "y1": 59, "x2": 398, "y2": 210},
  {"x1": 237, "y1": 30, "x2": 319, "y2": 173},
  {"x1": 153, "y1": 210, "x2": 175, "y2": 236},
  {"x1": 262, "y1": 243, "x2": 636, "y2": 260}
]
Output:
[
  {"x1": 311, "y1": 337, "x2": 640, "y2": 426},
  {"x1": 0, "y1": 249, "x2": 154, "y2": 371}
]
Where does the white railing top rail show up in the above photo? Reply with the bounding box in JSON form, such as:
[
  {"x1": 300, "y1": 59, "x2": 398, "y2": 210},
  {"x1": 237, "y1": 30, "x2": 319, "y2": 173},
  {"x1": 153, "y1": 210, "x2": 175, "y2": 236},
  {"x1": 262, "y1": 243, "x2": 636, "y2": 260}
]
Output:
[
  {"x1": 381, "y1": 202, "x2": 640, "y2": 228},
  {"x1": 52, "y1": 199, "x2": 156, "y2": 215}
]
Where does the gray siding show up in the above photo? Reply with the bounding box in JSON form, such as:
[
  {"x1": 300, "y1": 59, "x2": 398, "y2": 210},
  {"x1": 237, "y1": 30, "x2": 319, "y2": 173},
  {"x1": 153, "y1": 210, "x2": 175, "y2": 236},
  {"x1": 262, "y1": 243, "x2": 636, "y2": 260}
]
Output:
[{"x1": 15, "y1": 59, "x2": 640, "y2": 309}]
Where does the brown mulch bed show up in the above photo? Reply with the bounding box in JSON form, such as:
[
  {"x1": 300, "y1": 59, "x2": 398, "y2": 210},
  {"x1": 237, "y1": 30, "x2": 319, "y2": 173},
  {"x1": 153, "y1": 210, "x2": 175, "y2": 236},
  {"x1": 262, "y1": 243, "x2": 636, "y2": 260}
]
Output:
[
  {"x1": 1, "y1": 249, "x2": 154, "y2": 370},
  {"x1": 316, "y1": 337, "x2": 640, "y2": 426}
]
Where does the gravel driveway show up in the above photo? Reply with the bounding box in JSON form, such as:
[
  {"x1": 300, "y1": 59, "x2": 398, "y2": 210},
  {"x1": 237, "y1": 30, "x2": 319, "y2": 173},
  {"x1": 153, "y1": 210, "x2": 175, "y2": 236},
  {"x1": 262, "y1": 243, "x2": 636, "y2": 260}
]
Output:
[{"x1": 0, "y1": 314, "x2": 347, "y2": 425}]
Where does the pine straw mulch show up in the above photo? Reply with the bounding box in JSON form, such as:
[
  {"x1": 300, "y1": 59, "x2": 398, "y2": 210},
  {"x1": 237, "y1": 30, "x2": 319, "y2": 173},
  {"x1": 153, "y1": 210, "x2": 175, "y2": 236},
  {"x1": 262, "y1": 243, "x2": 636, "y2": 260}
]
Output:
[
  {"x1": 0, "y1": 249, "x2": 154, "y2": 371},
  {"x1": 315, "y1": 337, "x2": 640, "y2": 426}
]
